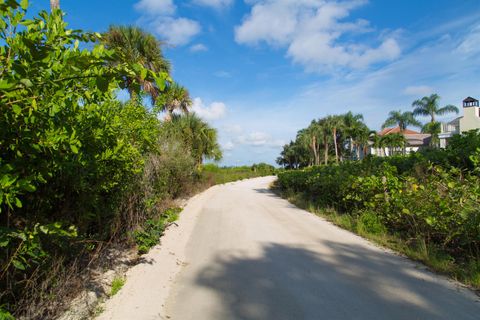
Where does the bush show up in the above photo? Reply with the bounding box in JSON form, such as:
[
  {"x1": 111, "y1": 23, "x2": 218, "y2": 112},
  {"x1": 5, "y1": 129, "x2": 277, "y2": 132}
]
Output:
[
  {"x1": 0, "y1": 2, "x2": 219, "y2": 316},
  {"x1": 133, "y1": 208, "x2": 181, "y2": 254},
  {"x1": 201, "y1": 163, "x2": 277, "y2": 185},
  {"x1": 357, "y1": 211, "x2": 387, "y2": 235},
  {"x1": 277, "y1": 141, "x2": 480, "y2": 259}
]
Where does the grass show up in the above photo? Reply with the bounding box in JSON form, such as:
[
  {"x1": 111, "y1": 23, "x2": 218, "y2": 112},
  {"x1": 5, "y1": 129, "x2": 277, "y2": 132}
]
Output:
[
  {"x1": 109, "y1": 277, "x2": 125, "y2": 297},
  {"x1": 275, "y1": 188, "x2": 480, "y2": 291},
  {"x1": 201, "y1": 165, "x2": 276, "y2": 185}
]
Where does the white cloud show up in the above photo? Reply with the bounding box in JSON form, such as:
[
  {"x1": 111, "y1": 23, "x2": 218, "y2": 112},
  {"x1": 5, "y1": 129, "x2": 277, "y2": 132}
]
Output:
[
  {"x1": 223, "y1": 124, "x2": 243, "y2": 134},
  {"x1": 152, "y1": 17, "x2": 201, "y2": 46},
  {"x1": 235, "y1": 0, "x2": 400, "y2": 72},
  {"x1": 223, "y1": 141, "x2": 234, "y2": 151},
  {"x1": 192, "y1": 97, "x2": 227, "y2": 120},
  {"x1": 236, "y1": 131, "x2": 285, "y2": 148},
  {"x1": 135, "y1": 0, "x2": 201, "y2": 46},
  {"x1": 457, "y1": 24, "x2": 480, "y2": 55},
  {"x1": 192, "y1": 0, "x2": 233, "y2": 9},
  {"x1": 403, "y1": 85, "x2": 434, "y2": 97},
  {"x1": 190, "y1": 43, "x2": 208, "y2": 52},
  {"x1": 135, "y1": 0, "x2": 176, "y2": 15}
]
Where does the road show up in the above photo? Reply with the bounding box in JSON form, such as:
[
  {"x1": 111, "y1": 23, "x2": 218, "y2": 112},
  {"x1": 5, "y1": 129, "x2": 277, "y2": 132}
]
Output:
[{"x1": 99, "y1": 176, "x2": 480, "y2": 320}]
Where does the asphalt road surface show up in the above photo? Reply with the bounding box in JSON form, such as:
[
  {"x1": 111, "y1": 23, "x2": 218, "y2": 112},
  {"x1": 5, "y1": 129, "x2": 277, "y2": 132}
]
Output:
[{"x1": 100, "y1": 176, "x2": 480, "y2": 320}]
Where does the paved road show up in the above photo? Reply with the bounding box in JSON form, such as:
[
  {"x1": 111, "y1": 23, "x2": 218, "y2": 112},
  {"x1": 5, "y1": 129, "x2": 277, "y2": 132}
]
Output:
[{"x1": 101, "y1": 176, "x2": 480, "y2": 320}]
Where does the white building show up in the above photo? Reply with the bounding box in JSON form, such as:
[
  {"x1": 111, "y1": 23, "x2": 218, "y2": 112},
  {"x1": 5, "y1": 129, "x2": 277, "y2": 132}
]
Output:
[
  {"x1": 439, "y1": 97, "x2": 480, "y2": 148},
  {"x1": 369, "y1": 127, "x2": 431, "y2": 157}
]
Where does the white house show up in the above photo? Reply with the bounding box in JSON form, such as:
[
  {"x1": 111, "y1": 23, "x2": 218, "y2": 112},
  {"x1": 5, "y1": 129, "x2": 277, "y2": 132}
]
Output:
[
  {"x1": 369, "y1": 126, "x2": 431, "y2": 157},
  {"x1": 439, "y1": 97, "x2": 480, "y2": 148}
]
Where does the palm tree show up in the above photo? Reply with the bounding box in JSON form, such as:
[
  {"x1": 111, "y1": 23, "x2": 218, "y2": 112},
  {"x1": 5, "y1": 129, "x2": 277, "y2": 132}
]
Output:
[
  {"x1": 317, "y1": 118, "x2": 332, "y2": 165},
  {"x1": 422, "y1": 121, "x2": 442, "y2": 147},
  {"x1": 297, "y1": 120, "x2": 323, "y2": 166},
  {"x1": 412, "y1": 94, "x2": 459, "y2": 124},
  {"x1": 382, "y1": 110, "x2": 421, "y2": 132},
  {"x1": 324, "y1": 115, "x2": 344, "y2": 163},
  {"x1": 381, "y1": 133, "x2": 406, "y2": 156},
  {"x1": 157, "y1": 83, "x2": 192, "y2": 121},
  {"x1": 343, "y1": 112, "x2": 366, "y2": 160},
  {"x1": 50, "y1": 0, "x2": 60, "y2": 11},
  {"x1": 353, "y1": 124, "x2": 370, "y2": 160},
  {"x1": 369, "y1": 132, "x2": 383, "y2": 156},
  {"x1": 102, "y1": 25, "x2": 170, "y2": 103},
  {"x1": 167, "y1": 113, "x2": 222, "y2": 165}
]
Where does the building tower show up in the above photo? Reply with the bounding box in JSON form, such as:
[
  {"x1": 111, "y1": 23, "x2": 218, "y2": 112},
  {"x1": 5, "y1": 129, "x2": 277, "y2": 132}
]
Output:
[{"x1": 459, "y1": 97, "x2": 480, "y2": 132}]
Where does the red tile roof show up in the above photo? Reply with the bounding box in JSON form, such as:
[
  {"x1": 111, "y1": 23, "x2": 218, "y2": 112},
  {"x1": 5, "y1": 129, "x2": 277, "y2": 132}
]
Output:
[{"x1": 378, "y1": 126, "x2": 420, "y2": 136}]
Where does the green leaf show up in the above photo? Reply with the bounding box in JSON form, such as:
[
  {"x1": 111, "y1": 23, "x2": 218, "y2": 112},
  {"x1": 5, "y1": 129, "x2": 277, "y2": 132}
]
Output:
[
  {"x1": 12, "y1": 105, "x2": 22, "y2": 115},
  {"x1": 70, "y1": 144, "x2": 79, "y2": 154},
  {"x1": 12, "y1": 259, "x2": 26, "y2": 271},
  {"x1": 18, "y1": 181, "x2": 36, "y2": 192},
  {"x1": 140, "y1": 68, "x2": 147, "y2": 80},
  {"x1": 15, "y1": 197, "x2": 22, "y2": 208},
  {"x1": 0, "y1": 79, "x2": 15, "y2": 90},
  {"x1": 20, "y1": 0, "x2": 29, "y2": 10},
  {"x1": 20, "y1": 78, "x2": 33, "y2": 88}
]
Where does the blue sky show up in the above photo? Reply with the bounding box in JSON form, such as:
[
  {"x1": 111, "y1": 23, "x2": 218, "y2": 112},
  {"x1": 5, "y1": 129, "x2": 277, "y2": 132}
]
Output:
[{"x1": 31, "y1": 0, "x2": 480, "y2": 166}]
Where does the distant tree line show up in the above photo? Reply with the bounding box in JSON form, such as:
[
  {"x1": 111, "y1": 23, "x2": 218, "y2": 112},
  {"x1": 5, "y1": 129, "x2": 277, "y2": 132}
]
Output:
[{"x1": 277, "y1": 94, "x2": 459, "y2": 168}]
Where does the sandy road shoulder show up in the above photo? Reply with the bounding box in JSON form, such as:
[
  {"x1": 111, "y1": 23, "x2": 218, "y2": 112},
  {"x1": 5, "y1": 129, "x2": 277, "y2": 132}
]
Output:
[{"x1": 97, "y1": 184, "x2": 221, "y2": 320}]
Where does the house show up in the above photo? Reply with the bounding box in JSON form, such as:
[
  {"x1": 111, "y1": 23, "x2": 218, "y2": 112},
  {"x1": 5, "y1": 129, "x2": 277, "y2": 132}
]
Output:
[
  {"x1": 370, "y1": 126, "x2": 431, "y2": 157},
  {"x1": 439, "y1": 97, "x2": 480, "y2": 148}
]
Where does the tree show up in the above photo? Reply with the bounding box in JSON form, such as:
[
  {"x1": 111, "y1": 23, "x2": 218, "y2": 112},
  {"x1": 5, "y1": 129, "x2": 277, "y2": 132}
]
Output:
[
  {"x1": 157, "y1": 83, "x2": 192, "y2": 121},
  {"x1": 324, "y1": 115, "x2": 344, "y2": 163},
  {"x1": 369, "y1": 131, "x2": 383, "y2": 156},
  {"x1": 0, "y1": 3, "x2": 169, "y2": 314},
  {"x1": 422, "y1": 121, "x2": 441, "y2": 147},
  {"x1": 317, "y1": 118, "x2": 332, "y2": 165},
  {"x1": 297, "y1": 120, "x2": 324, "y2": 166},
  {"x1": 382, "y1": 110, "x2": 421, "y2": 132},
  {"x1": 277, "y1": 140, "x2": 310, "y2": 169},
  {"x1": 102, "y1": 25, "x2": 170, "y2": 103},
  {"x1": 381, "y1": 133, "x2": 406, "y2": 156},
  {"x1": 164, "y1": 114, "x2": 222, "y2": 165},
  {"x1": 412, "y1": 94, "x2": 459, "y2": 124},
  {"x1": 342, "y1": 112, "x2": 368, "y2": 160}
]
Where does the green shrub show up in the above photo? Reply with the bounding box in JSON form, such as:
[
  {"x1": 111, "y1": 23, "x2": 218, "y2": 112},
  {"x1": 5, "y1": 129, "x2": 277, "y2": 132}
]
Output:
[
  {"x1": 277, "y1": 145, "x2": 480, "y2": 259},
  {"x1": 133, "y1": 208, "x2": 181, "y2": 254},
  {"x1": 357, "y1": 211, "x2": 387, "y2": 235},
  {"x1": 0, "y1": 1, "x2": 220, "y2": 316},
  {"x1": 201, "y1": 163, "x2": 277, "y2": 185}
]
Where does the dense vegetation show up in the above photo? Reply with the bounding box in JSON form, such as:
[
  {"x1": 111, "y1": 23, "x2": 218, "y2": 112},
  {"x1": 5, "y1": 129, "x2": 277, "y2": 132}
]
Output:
[
  {"x1": 276, "y1": 130, "x2": 480, "y2": 288},
  {"x1": 0, "y1": 2, "x2": 253, "y2": 318},
  {"x1": 277, "y1": 94, "x2": 458, "y2": 168},
  {"x1": 202, "y1": 163, "x2": 277, "y2": 185}
]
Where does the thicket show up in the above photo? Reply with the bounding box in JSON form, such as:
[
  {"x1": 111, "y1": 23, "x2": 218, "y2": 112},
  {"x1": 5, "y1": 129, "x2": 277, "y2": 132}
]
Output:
[
  {"x1": 277, "y1": 131, "x2": 480, "y2": 287},
  {"x1": 202, "y1": 163, "x2": 276, "y2": 185},
  {"x1": 0, "y1": 2, "x2": 226, "y2": 318}
]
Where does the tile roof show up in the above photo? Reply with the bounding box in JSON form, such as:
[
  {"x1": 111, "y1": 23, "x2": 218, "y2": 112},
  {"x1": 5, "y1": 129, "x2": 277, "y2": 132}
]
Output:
[{"x1": 378, "y1": 126, "x2": 420, "y2": 136}]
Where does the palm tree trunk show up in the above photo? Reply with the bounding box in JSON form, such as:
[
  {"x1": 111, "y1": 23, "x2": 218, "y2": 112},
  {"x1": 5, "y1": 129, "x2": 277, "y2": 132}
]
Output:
[
  {"x1": 311, "y1": 136, "x2": 319, "y2": 166},
  {"x1": 323, "y1": 136, "x2": 328, "y2": 165},
  {"x1": 333, "y1": 127, "x2": 339, "y2": 163},
  {"x1": 50, "y1": 0, "x2": 60, "y2": 11}
]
